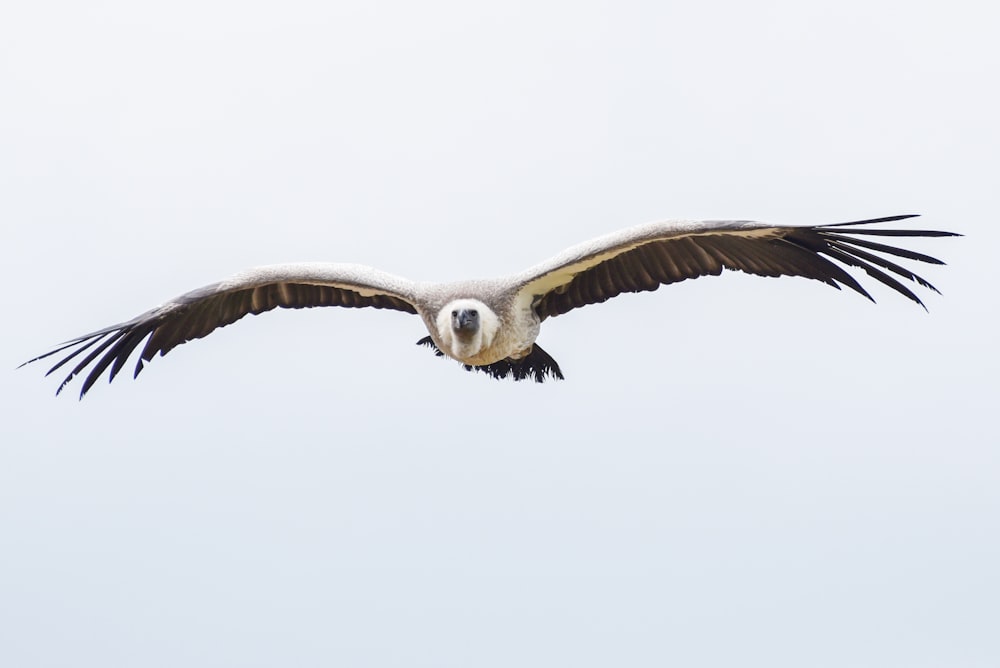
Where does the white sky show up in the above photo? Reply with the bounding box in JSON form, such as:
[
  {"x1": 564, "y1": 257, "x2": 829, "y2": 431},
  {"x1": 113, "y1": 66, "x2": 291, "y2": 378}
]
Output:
[{"x1": 2, "y1": 1, "x2": 998, "y2": 666}]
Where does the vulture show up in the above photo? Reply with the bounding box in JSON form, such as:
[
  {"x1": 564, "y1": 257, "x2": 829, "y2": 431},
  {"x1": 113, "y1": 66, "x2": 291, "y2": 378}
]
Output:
[{"x1": 23, "y1": 214, "x2": 957, "y2": 398}]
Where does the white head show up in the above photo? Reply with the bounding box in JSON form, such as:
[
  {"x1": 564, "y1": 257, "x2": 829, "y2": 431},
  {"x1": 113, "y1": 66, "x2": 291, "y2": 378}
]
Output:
[{"x1": 435, "y1": 298, "x2": 500, "y2": 362}]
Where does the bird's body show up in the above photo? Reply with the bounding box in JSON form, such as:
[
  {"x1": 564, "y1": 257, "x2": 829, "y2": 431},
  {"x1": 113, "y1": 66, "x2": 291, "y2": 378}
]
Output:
[
  {"x1": 425, "y1": 291, "x2": 530, "y2": 366},
  {"x1": 23, "y1": 215, "x2": 958, "y2": 397}
]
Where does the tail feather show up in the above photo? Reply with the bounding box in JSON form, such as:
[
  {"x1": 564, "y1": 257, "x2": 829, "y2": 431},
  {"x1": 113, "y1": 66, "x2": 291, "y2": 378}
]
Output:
[{"x1": 416, "y1": 337, "x2": 564, "y2": 383}]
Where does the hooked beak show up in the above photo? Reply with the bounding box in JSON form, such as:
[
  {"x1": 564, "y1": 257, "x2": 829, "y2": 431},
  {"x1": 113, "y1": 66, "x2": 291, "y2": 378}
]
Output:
[{"x1": 453, "y1": 308, "x2": 479, "y2": 331}]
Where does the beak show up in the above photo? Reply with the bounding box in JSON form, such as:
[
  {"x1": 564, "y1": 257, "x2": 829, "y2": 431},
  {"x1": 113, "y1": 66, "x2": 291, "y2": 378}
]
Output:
[{"x1": 455, "y1": 309, "x2": 477, "y2": 330}]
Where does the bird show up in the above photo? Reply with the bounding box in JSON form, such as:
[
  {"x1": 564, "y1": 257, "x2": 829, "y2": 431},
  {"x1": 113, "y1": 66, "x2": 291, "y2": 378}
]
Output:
[{"x1": 22, "y1": 214, "x2": 957, "y2": 398}]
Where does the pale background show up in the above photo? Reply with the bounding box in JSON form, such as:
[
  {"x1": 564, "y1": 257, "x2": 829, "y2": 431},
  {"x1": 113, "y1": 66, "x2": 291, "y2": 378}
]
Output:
[{"x1": 2, "y1": 1, "x2": 997, "y2": 666}]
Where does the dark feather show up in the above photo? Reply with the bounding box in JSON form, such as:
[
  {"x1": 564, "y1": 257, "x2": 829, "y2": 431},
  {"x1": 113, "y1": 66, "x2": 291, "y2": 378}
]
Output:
[
  {"x1": 28, "y1": 281, "x2": 416, "y2": 398},
  {"x1": 417, "y1": 337, "x2": 565, "y2": 383},
  {"x1": 826, "y1": 238, "x2": 940, "y2": 293},
  {"x1": 535, "y1": 216, "x2": 955, "y2": 320},
  {"x1": 819, "y1": 214, "x2": 922, "y2": 226},
  {"x1": 821, "y1": 233, "x2": 947, "y2": 265}
]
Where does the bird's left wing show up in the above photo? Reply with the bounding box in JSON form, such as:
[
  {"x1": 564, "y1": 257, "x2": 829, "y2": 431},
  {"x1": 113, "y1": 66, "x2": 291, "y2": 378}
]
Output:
[
  {"x1": 22, "y1": 263, "x2": 420, "y2": 397},
  {"x1": 513, "y1": 215, "x2": 958, "y2": 320}
]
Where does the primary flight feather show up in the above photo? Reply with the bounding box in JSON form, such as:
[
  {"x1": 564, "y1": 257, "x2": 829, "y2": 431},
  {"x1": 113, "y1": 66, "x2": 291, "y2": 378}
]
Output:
[{"x1": 22, "y1": 214, "x2": 958, "y2": 397}]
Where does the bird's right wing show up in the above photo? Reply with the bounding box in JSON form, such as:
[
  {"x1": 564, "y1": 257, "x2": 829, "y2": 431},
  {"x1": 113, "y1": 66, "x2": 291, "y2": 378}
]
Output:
[{"x1": 23, "y1": 263, "x2": 420, "y2": 397}]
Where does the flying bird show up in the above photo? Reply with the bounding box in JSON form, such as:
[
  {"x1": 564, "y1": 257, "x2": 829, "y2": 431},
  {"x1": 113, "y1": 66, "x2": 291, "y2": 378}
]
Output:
[{"x1": 23, "y1": 214, "x2": 957, "y2": 398}]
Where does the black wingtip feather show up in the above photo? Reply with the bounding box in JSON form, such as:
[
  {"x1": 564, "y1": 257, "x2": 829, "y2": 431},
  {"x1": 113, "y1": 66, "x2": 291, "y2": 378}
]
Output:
[
  {"x1": 784, "y1": 216, "x2": 958, "y2": 309},
  {"x1": 820, "y1": 233, "x2": 950, "y2": 265},
  {"x1": 823, "y1": 245, "x2": 928, "y2": 310},
  {"x1": 821, "y1": 214, "x2": 922, "y2": 227},
  {"x1": 826, "y1": 238, "x2": 941, "y2": 295},
  {"x1": 821, "y1": 228, "x2": 960, "y2": 238}
]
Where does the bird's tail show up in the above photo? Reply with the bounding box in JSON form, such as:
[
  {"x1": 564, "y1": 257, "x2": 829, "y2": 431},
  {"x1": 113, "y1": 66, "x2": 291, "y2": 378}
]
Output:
[{"x1": 416, "y1": 337, "x2": 564, "y2": 382}]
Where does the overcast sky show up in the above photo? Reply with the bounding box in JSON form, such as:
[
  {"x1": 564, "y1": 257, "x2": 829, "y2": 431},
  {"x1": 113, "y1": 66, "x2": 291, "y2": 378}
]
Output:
[{"x1": 2, "y1": 1, "x2": 998, "y2": 666}]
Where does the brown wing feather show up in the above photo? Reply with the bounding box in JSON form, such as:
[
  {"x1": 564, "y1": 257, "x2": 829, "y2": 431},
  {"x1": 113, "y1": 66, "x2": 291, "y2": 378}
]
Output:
[
  {"x1": 531, "y1": 216, "x2": 957, "y2": 320},
  {"x1": 22, "y1": 266, "x2": 418, "y2": 398}
]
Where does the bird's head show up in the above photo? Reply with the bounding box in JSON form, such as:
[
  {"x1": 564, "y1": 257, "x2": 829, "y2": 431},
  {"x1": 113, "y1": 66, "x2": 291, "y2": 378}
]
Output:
[{"x1": 436, "y1": 298, "x2": 499, "y2": 361}]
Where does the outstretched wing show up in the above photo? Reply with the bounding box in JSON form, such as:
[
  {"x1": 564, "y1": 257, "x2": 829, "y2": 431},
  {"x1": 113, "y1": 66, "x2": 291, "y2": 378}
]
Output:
[
  {"x1": 23, "y1": 263, "x2": 420, "y2": 398},
  {"x1": 514, "y1": 215, "x2": 958, "y2": 320}
]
